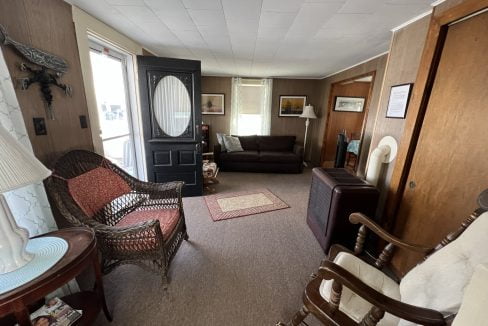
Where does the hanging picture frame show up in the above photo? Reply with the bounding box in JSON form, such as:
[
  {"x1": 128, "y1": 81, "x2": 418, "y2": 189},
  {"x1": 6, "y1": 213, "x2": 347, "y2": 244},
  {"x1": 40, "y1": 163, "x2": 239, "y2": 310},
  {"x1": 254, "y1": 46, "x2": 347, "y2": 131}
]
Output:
[
  {"x1": 279, "y1": 95, "x2": 307, "y2": 117},
  {"x1": 386, "y1": 83, "x2": 413, "y2": 119},
  {"x1": 333, "y1": 96, "x2": 365, "y2": 112},
  {"x1": 202, "y1": 93, "x2": 225, "y2": 115}
]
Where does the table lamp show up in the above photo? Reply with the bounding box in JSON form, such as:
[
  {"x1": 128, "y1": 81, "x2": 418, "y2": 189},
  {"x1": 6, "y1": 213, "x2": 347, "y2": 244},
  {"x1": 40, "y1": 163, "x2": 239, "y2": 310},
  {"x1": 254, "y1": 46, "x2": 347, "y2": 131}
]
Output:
[
  {"x1": 299, "y1": 104, "x2": 317, "y2": 166},
  {"x1": 0, "y1": 125, "x2": 51, "y2": 274}
]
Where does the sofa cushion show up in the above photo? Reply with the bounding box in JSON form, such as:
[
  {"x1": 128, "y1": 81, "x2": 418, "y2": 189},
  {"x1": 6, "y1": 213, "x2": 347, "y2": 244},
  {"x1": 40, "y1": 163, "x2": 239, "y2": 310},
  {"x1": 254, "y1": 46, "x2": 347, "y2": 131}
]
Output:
[
  {"x1": 259, "y1": 151, "x2": 301, "y2": 163},
  {"x1": 258, "y1": 136, "x2": 295, "y2": 152},
  {"x1": 399, "y1": 211, "x2": 488, "y2": 325},
  {"x1": 237, "y1": 135, "x2": 259, "y2": 151},
  {"x1": 216, "y1": 133, "x2": 227, "y2": 151},
  {"x1": 220, "y1": 151, "x2": 259, "y2": 162},
  {"x1": 320, "y1": 252, "x2": 400, "y2": 326},
  {"x1": 223, "y1": 135, "x2": 244, "y2": 152}
]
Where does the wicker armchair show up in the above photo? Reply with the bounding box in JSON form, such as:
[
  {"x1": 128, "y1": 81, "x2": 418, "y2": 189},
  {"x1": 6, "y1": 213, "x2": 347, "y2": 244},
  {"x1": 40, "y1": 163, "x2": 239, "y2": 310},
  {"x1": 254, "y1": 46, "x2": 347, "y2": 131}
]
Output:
[{"x1": 46, "y1": 150, "x2": 188, "y2": 286}]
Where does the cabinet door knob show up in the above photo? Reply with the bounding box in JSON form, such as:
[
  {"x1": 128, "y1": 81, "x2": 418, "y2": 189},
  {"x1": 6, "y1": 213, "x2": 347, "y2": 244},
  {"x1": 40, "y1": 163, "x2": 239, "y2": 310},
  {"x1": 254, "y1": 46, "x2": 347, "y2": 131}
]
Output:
[{"x1": 409, "y1": 181, "x2": 416, "y2": 189}]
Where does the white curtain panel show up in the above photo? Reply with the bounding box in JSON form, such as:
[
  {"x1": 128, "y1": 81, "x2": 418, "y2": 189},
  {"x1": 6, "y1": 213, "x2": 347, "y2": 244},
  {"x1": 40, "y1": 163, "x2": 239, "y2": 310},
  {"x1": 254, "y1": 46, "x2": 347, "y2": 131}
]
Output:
[
  {"x1": 260, "y1": 78, "x2": 272, "y2": 136},
  {"x1": 230, "y1": 77, "x2": 241, "y2": 135},
  {"x1": 230, "y1": 77, "x2": 272, "y2": 136},
  {"x1": 0, "y1": 48, "x2": 78, "y2": 294}
]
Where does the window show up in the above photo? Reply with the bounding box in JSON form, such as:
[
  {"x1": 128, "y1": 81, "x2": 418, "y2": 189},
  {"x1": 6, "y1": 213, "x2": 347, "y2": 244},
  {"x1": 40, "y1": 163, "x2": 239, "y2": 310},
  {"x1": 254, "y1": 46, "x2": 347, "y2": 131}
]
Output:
[
  {"x1": 230, "y1": 78, "x2": 273, "y2": 136},
  {"x1": 88, "y1": 40, "x2": 141, "y2": 177}
]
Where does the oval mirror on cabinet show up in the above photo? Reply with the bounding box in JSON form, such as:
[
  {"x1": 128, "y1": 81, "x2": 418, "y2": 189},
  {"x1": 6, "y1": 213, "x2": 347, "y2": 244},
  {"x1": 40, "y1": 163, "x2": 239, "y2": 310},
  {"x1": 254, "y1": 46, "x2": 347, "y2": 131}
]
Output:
[{"x1": 153, "y1": 75, "x2": 191, "y2": 137}]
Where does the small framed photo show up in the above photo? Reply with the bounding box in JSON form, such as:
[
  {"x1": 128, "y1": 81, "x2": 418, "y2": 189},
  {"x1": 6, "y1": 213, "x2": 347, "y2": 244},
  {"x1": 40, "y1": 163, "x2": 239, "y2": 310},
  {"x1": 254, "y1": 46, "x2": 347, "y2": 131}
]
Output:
[
  {"x1": 202, "y1": 93, "x2": 225, "y2": 115},
  {"x1": 279, "y1": 95, "x2": 307, "y2": 117},
  {"x1": 333, "y1": 96, "x2": 365, "y2": 112},
  {"x1": 386, "y1": 83, "x2": 413, "y2": 119}
]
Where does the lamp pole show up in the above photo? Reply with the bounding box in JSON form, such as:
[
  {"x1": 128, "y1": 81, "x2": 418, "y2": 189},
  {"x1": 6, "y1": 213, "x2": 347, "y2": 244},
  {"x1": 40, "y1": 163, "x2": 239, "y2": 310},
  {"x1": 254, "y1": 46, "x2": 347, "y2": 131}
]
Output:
[{"x1": 300, "y1": 104, "x2": 317, "y2": 167}]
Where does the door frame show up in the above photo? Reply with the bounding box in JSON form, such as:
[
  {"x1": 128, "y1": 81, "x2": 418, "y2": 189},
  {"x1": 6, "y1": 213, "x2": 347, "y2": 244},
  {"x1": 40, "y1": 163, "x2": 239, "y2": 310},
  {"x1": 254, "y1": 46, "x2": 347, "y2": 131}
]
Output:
[
  {"x1": 385, "y1": 0, "x2": 488, "y2": 226},
  {"x1": 87, "y1": 36, "x2": 146, "y2": 179},
  {"x1": 320, "y1": 71, "x2": 376, "y2": 170}
]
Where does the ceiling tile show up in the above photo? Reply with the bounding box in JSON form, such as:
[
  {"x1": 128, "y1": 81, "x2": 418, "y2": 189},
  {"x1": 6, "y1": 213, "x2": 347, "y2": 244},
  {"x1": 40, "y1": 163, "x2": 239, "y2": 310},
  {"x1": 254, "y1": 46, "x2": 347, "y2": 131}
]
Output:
[
  {"x1": 259, "y1": 11, "x2": 297, "y2": 29},
  {"x1": 187, "y1": 9, "x2": 226, "y2": 27},
  {"x1": 154, "y1": 10, "x2": 196, "y2": 31},
  {"x1": 339, "y1": 0, "x2": 384, "y2": 14},
  {"x1": 182, "y1": 0, "x2": 221, "y2": 10},
  {"x1": 144, "y1": 0, "x2": 186, "y2": 11},
  {"x1": 262, "y1": 0, "x2": 304, "y2": 12}
]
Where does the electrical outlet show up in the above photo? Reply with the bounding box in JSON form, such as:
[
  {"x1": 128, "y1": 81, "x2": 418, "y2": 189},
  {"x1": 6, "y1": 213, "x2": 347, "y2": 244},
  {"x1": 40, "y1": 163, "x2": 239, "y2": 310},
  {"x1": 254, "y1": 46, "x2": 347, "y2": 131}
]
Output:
[
  {"x1": 79, "y1": 115, "x2": 88, "y2": 129},
  {"x1": 33, "y1": 117, "x2": 47, "y2": 135}
]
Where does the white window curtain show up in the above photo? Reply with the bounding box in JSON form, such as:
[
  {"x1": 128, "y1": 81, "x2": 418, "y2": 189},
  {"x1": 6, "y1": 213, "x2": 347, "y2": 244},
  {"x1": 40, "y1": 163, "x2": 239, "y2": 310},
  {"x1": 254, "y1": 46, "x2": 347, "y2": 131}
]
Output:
[
  {"x1": 0, "y1": 49, "x2": 78, "y2": 295},
  {"x1": 230, "y1": 77, "x2": 272, "y2": 136}
]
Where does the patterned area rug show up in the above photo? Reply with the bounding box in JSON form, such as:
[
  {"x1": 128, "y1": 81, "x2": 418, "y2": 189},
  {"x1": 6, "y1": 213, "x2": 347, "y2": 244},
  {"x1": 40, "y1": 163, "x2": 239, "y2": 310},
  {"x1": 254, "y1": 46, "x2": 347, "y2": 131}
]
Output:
[{"x1": 204, "y1": 189, "x2": 289, "y2": 221}]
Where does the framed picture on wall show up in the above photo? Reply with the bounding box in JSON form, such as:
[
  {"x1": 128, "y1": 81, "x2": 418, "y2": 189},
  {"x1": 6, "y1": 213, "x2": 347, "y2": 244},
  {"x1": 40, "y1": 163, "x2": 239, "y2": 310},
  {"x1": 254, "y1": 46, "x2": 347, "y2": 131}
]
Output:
[
  {"x1": 386, "y1": 83, "x2": 413, "y2": 119},
  {"x1": 202, "y1": 93, "x2": 225, "y2": 115},
  {"x1": 279, "y1": 95, "x2": 307, "y2": 117},
  {"x1": 333, "y1": 96, "x2": 365, "y2": 112}
]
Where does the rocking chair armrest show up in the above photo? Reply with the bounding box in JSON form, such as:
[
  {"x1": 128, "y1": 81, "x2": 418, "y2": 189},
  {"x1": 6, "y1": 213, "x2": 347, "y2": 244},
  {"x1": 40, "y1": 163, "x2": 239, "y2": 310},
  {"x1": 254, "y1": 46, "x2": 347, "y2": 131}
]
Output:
[
  {"x1": 317, "y1": 260, "x2": 446, "y2": 325},
  {"x1": 87, "y1": 219, "x2": 163, "y2": 242},
  {"x1": 349, "y1": 213, "x2": 433, "y2": 253}
]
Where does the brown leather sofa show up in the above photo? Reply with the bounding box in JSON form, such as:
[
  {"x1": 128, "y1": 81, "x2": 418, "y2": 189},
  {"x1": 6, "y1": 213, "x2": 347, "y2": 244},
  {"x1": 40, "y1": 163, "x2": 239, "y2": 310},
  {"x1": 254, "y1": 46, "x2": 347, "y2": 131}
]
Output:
[{"x1": 214, "y1": 135, "x2": 303, "y2": 173}]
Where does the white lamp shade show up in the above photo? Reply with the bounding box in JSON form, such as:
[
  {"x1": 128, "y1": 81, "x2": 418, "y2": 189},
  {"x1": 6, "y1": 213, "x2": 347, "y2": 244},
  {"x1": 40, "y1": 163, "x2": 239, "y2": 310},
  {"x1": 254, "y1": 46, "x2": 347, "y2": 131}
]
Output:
[
  {"x1": 300, "y1": 105, "x2": 317, "y2": 119},
  {"x1": 0, "y1": 125, "x2": 51, "y2": 193}
]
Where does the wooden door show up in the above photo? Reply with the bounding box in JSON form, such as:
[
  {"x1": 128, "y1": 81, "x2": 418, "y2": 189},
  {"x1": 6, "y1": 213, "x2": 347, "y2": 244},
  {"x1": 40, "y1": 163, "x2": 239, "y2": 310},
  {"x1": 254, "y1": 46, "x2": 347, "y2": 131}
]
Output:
[
  {"x1": 137, "y1": 56, "x2": 203, "y2": 197},
  {"x1": 392, "y1": 11, "x2": 488, "y2": 274},
  {"x1": 320, "y1": 74, "x2": 374, "y2": 168}
]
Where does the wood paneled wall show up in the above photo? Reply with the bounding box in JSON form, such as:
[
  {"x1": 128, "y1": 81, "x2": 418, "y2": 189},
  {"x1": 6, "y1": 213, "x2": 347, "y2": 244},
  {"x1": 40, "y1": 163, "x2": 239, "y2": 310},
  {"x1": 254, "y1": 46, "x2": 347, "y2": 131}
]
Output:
[
  {"x1": 201, "y1": 76, "x2": 232, "y2": 148},
  {"x1": 313, "y1": 55, "x2": 388, "y2": 173},
  {"x1": 0, "y1": 0, "x2": 93, "y2": 166},
  {"x1": 367, "y1": 16, "x2": 430, "y2": 222},
  {"x1": 271, "y1": 78, "x2": 322, "y2": 161}
]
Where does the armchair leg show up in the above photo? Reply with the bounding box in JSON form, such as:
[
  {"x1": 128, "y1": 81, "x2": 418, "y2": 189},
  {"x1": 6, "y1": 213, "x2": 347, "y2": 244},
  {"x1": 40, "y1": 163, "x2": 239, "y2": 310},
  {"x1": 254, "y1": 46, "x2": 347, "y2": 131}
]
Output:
[
  {"x1": 291, "y1": 306, "x2": 310, "y2": 326},
  {"x1": 184, "y1": 232, "x2": 189, "y2": 241},
  {"x1": 161, "y1": 273, "x2": 169, "y2": 290}
]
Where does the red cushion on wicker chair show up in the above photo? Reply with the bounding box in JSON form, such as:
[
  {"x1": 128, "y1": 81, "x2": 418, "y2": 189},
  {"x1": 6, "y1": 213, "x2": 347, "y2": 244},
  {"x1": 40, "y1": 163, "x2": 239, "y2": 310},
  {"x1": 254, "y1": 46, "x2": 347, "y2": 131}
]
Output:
[
  {"x1": 116, "y1": 209, "x2": 180, "y2": 238},
  {"x1": 67, "y1": 167, "x2": 131, "y2": 217}
]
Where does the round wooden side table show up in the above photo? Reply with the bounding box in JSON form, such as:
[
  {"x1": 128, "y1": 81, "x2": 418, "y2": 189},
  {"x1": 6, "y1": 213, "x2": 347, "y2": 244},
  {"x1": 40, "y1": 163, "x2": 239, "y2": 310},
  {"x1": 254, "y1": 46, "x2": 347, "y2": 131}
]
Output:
[{"x1": 0, "y1": 227, "x2": 112, "y2": 325}]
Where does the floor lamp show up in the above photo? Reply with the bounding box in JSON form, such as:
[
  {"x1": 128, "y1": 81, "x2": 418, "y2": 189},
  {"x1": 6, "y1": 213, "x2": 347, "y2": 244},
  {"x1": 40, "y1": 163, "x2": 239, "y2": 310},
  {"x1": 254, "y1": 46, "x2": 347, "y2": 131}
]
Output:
[{"x1": 299, "y1": 104, "x2": 317, "y2": 166}]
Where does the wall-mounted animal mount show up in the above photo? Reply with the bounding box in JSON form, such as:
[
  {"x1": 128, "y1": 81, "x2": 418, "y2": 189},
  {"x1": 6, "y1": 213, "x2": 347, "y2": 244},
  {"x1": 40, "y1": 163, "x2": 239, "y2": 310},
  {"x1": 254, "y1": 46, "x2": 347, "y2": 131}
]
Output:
[{"x1": 0, "y1": 24, "x2": 72, "y2": 120}]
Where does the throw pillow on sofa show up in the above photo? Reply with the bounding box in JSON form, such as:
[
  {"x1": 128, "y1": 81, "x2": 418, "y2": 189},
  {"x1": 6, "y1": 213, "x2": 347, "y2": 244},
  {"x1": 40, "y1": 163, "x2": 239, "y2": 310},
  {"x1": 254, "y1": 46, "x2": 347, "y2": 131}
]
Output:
[
  {"x1": 216, "y1": 133, "x2": 227, "y2": 151},
  {"x1": 223, "y1": 135, "x2": 244, "y2": 152}
]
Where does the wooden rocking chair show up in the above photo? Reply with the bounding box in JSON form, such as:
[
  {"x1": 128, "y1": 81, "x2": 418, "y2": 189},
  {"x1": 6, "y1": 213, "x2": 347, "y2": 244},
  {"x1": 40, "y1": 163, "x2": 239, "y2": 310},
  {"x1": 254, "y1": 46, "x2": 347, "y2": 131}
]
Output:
[{"x1": 279, "y1": 190, "x2": 488, "y2": 325}]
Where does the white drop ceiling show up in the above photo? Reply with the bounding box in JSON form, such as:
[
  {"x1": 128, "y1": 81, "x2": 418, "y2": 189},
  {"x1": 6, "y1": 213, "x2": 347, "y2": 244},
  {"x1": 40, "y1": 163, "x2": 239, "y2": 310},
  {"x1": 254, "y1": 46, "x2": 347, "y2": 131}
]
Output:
[{"x1": 65, "y1": 0, "x2": 435, "y2": 78}]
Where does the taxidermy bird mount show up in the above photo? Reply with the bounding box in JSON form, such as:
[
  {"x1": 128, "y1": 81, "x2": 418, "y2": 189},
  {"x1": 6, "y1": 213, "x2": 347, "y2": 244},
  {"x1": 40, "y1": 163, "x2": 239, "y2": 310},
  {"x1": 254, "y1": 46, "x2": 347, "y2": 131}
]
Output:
[{"x1": 0, "y1": 24, "x2": 72, "y2": 120}]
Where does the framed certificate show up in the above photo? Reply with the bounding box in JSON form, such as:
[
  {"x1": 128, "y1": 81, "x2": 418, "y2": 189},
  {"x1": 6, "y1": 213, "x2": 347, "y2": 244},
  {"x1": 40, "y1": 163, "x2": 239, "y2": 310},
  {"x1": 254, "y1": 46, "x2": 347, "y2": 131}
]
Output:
[{"x1": 386, "y1": 83, "x2": 413, "y2": 119}]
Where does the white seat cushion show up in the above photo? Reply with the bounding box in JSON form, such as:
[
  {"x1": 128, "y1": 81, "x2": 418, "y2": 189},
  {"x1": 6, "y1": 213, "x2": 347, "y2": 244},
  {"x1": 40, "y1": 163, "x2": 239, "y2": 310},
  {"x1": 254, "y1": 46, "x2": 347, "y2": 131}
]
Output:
[
  {"x1": 320, "y1": 252, "x2": 400, "y2": 326},
  {"x1": 399, "y1": 211, "x2": 488, "y2": 326}
]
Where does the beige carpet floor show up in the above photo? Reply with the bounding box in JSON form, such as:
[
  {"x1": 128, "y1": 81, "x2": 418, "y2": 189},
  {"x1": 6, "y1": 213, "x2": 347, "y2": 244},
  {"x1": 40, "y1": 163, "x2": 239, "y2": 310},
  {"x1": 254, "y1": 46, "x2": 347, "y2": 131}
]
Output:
[{"x1": 95, "y1": 169, "x2": 325, "y2": 325}]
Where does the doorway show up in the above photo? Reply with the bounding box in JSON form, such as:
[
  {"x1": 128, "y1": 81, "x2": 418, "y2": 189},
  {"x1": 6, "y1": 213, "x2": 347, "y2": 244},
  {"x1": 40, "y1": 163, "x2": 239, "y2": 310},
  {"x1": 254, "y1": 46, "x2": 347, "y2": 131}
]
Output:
[
  {"x1": 320, "y1": 72, "x2": 376, "y2": 172},
  {"x1": 88, "y1": 40, "x2": 142, "y2": 178}
]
